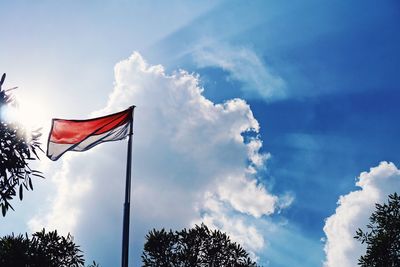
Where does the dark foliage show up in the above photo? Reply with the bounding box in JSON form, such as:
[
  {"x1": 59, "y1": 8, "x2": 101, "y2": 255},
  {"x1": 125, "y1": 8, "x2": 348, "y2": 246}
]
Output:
[
  {"x1": 354, "y1": 192, "x2": 400, "y2": 266},
  {"x1": 0, "y1": 229, "x2": 99, "y2": 267},
  {"x1": 0, "y1": 73, "x2": 43, "y2": 216},
  {"x1": 142, "y1": 223, "x2": 259, "y2": 267}
]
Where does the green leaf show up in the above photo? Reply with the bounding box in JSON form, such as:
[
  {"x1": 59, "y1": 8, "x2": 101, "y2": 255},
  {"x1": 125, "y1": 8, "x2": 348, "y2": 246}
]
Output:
[
  {"x1": 1, "y1": 205, "x2": 5, "y2": 217},
  {"x1": 19, "y1": 185, "x2": 23, "y2": 200},
  {"x1": 0, "y1": 73, "x2": 5, "y2": 86},
  {"x1": 28, "y1": 177, "x2": 33, "y2": 190}
]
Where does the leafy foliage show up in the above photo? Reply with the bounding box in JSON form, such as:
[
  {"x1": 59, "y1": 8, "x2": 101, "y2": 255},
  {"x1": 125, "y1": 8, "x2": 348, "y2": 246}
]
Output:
[
  {"x1": 354, "y1": 192, "x2": 400, "y2": 266},
  {"x1": 0, "y1": 229, "x2": 99, "y2": 267},
  {"x1": 142, "y1": 223, "x2": 259, "y2": 267},
  {"x1": 0, "y1": 73, "x2": 43, "y2": 216}
]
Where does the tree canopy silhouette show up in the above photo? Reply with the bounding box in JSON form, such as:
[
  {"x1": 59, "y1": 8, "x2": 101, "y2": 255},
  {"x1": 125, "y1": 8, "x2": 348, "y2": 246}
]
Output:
[
  {"x1": 142, "y1": 223, "x2": 259, "y2": 267},
  {"x1": 354, "y1": 192, "x2": 400, "y2": 266},
  {"x1": 0, "y1": 73, "x2": 43, "y2": 216},
  {"x1": 0, "y1": 229, "x2": 99, "y2": 267}
]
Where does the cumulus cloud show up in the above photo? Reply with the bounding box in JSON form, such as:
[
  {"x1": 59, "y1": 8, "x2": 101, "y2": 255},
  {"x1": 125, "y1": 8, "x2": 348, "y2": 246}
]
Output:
[
  {"x1": 323, "y1": 161, "x2": 400, "y2": 267},
  {"x1": 198, "y1": 192, "x2": 265, "y2": 258},
  {"x1": 217, "y1": 175, "x2": 277, "y2": 218},
  {"x1": 28, "y1": 158, "x2": 92, "y2": 232},
  {"x1": 193, "y1": 42, "x2": 286, "y2": 101},
  {"x1": 29, "y1": 52, "x2": 286, "y2": 265}
]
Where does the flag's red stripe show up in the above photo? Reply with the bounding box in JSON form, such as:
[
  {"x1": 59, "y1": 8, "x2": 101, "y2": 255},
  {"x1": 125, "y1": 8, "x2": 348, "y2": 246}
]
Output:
[{"x1": 50, "y1": 109, "x2": 130, "y2": 144}]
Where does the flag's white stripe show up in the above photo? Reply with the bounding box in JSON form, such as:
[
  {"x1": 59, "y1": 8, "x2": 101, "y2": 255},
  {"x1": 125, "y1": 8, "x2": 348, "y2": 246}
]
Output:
[{"x1": 47, "y1": 123, "x2": 129, "y2": 161}]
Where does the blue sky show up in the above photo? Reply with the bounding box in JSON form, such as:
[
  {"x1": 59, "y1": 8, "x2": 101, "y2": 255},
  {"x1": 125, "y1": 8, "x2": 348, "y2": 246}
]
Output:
[{"x1": 1, "y1": 1, "x2": 400, "y2": 267}]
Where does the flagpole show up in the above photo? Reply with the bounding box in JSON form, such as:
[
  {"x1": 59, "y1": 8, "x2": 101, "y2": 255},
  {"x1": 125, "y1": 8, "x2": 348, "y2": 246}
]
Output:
[{"x1": 121, "y1": 106, "x2": 135, "y2": 267}]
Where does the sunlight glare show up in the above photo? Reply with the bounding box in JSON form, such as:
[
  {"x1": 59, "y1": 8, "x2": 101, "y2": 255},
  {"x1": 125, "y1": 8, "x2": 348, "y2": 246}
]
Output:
[{"x1": 2, "y1": 90, "x2": 50, "y2": 133}]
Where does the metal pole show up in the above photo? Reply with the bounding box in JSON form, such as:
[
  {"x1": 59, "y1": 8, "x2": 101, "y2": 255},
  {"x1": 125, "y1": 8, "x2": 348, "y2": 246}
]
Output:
[{"x1": 121, "y1": 106, "x2": 135, "y2": 267}]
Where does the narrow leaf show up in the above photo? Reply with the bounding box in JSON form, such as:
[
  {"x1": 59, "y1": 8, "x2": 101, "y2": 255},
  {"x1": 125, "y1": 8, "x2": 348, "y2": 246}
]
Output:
[
  {"x1": 19, "y1": 185, "x2": 23, "y2": 200},
  {"x1": 28, "y1": 177, "x2": 33, "y2": 190}
]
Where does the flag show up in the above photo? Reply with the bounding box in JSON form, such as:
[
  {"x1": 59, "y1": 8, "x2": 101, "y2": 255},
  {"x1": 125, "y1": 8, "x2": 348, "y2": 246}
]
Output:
[{"x1": 47, "y1": 106, "x2": 134, "y2": 161}]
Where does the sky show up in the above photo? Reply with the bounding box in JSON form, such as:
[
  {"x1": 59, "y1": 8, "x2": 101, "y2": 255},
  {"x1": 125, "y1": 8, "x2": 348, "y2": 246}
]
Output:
[{"x1": 1, "y1": 1, "x2": 400, "y2": 266}]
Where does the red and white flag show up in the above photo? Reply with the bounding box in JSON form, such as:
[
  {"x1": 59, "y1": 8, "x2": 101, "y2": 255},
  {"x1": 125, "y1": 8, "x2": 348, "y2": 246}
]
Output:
[{"x1": 47, "y1": 106, "x2": 134, "y2": 161}]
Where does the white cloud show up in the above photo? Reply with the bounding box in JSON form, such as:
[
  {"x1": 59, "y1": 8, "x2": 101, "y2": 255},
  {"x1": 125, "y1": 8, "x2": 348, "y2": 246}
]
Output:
[
  {"x1": 29, "y1": 52, "x2": 287, "y2": 265},
  {"x1": 217, "y1": 175, "x2": 277, "y2": 218},
  {"x1": 323, "y1": 161, "x2": 400, "y2": 267},
  {"x1": 28, "y1": 158, "x2": 93, "y2": 232},
  {"x1": 193, "y1": 42, "x2": 286, "y2": 101},
  {"x1": 197, "y1": 192, "x2": 265, "y2": 258}
]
